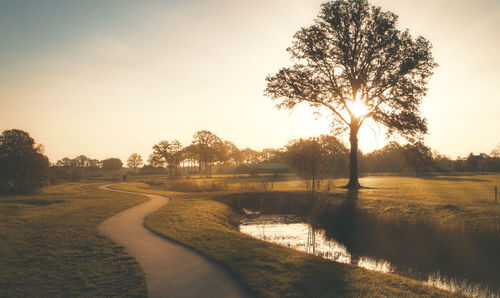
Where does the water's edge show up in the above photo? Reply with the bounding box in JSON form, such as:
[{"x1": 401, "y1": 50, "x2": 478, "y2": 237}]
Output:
[{"x1": 239, "y1": 214, "x2": 499, "y2": 298}]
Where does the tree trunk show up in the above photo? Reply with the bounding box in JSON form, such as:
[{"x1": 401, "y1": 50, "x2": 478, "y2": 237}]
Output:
[{"x1": 347, "y1": 124, "x2": 361, "y2": 189}]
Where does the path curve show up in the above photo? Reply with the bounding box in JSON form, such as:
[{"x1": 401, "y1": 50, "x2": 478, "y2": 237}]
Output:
[{"x1": 98, "y1": 184, "x2": 252, "y2": 298}]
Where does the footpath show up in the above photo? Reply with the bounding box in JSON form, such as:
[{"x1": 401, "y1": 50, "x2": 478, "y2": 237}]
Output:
[{"x1": 98, "y1": 184, "x2": 252, "y2": 298}]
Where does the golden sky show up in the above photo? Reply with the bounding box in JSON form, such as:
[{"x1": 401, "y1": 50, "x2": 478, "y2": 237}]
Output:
[{"x1": 1, "y1": 0, "x2": 499, "y2": 163}]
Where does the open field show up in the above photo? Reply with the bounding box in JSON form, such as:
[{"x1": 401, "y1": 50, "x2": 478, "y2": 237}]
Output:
[
  {"x1": 0, "y1": 183, "x2": 147, "y2": 297},
  {"x1": 1, "y1": 173, "x2": 496, "y2": 296},
  {"x1": 113, "y1": 181, "x2": 453, "y2": 297},
  {"x1": 120, "y1": 172, "x2": 500, "y2": 296},
  {"x1": 134, "y1": 172, "x2": 500, "y2": 235},
  {"x1": 347, "y1": 173, "x2": 500, "y2": 235}
]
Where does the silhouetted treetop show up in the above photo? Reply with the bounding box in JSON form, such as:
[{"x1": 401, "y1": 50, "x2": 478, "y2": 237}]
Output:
[{"x1": 127, "y1": 153, "x2": 143, "y2": 175}]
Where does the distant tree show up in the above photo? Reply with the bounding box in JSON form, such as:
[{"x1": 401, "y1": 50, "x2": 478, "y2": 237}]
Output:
[
  {"x1": 127, "y1": 153, "x2": 143, "y2": 175},
  {"x1": 148, "y1": 153, "x2": 164, "y2": 168},
  {"x1": 432, "y1": 152, "x2": 453, "y2": 172},
  {"x1": 73, "y1": 155, "x2": 90, "y2": 168},
  {"x1": 152, "y1": 140, "x2": 184, "y2": 177},
  {"x1": 265, "y1": 0, "x2": 436, "y2": 188},
  {"x1": 362, "y1": 142, "x2": 404, "y2": 172},
  {"x1": 192, "y1": 130, "x2": 222, "y2": 177},
  {"x1": 182, "y1": 144, "x2": 199, "y2": 175},
  {"x1": 241, "y1": 148, "x2": 260, "y2": 164},
  {"x1": 101, "y1": 158, "x2": 123, "y2": 177},
  {"x1": 259, "y1": 148, "x2": 283, "y2": 163},
  {"x1": 73, "y1": 155, "x2": 91, "y2": 177},
  {"x1": 0, "y1": 129, "x2": 49, "y2": 194},
  {"x1": 53, "y1": 157, "x2": 81, "y2": 182},
  {"x1": 402, "y1": 142, "x2": 432, "y2": 175},
  {"x1": 491, "y1": 144, "x2": 500, "y2": 158},
  {"x1": 214, "y1": 141, "x2": 229, "y2": 168},
  {"x1": 52, "y1": 155, "x2": 101, "y2": 182},
  {"x1": 486, "y1": 149, "x2": 500, "y2": 172},
  {"x1": 88, "y1": 159, "x2": 101, "y2": 169},
  {"x1": 166, "y1": 141, "x2": 184, "y2": 177},
  {"x1": 285, "y1": 137, "x2": 332, "y2": 192},
  {"x1": 465, "y1": 153, "x2": 490, "y2": 172},
  {"x1": 318, "y1": 135, "x2": 349, "y2": 173},
  {"x1": 56, "y1": 157, "x2": 73, "y2": 167},
  {"x1": 223, "y1": 141, "x2": 243, "y2": 166}
]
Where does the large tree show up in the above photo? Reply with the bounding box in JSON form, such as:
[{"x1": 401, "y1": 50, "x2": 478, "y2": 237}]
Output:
[
  {"x1": 0, "y1": 129, "x2": 49, "y2": 194},
  {"x1": 265, "y1": 0, "x2": 436, "y2": 188}
]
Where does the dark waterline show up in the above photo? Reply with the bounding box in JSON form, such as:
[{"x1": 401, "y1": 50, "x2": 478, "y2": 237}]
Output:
[{"x1": 239, "y1": 214, "x2": 499, "y2": 298}]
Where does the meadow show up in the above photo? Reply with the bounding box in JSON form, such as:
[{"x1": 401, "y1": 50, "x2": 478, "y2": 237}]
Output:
[
  {"x1": 113, "y1": 177, "x2": 474, "y2": 297},
  {"x1": 2, "y1": 173, "x2": 498, "y2": 296},
  {"x1": 118, "y1": 172, "x2": 500, "y2": 296},
  {"x1": 0, "y1": 183, "x2": 147, "y2": 297}
]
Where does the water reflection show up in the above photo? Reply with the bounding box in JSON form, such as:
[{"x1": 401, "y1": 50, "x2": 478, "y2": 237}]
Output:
[{"x1": 240, "y1": 214, "x2": 499, "y2": 298}]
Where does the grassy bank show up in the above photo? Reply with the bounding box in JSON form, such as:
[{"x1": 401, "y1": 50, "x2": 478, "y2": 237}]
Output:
[
  {"x1": 137, "y1": 173, "x2": 500, "y2": 236},
  {"x1": 113, "y1": 182, "x2": 451, "y2": 297},
  {"x1": 0, "y1": 182, "x2": 148, "y2": 297},
  {"x1": 344, "y1": 174, "x2": 500, "y2": 235}
]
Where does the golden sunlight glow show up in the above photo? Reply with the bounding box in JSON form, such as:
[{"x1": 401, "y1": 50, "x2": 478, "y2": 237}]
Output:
[{"x1": 347, "y1": 99, "x2": 370, "y2": 119}]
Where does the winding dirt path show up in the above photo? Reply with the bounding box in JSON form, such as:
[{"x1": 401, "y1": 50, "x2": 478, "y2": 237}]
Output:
[{"x1": 98, "y1": 184, "x2": 252, "y2": 298}]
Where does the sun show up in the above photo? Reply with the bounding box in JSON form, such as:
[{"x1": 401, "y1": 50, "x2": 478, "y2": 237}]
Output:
[{"x1": 347, "y1": 99, "x2": 370, "y2": 119}]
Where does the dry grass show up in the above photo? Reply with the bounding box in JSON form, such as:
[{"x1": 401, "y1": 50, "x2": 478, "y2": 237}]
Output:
[{"x1": 0, "y1": 182, "x2": 148, "y2": 297}]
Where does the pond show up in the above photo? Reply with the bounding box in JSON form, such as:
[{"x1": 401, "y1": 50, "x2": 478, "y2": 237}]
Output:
[
  {"x1": 216, "y1": 193, "x2": 500, "y2": 297},
  {"x1": 239, "y1": 214, "x2": 498, "y2": 297}
]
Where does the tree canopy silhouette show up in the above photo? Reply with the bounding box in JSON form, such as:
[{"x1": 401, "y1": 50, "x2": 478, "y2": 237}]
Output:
[
  {"x1": 126, "y1": 153, "x2": 143, "y2": 175},
  {"x1": 192, "y1": 130, "x2": 223, "y2": 177},
  {"x1": 0, "y1": 129, "x2": 49, "y2": 194},
  {"x1": 151, "y1": 140, "x2": 184, "y2": 177},
  {"x1": 265, "y1": 0, "x2": 436, "y2": 188}
]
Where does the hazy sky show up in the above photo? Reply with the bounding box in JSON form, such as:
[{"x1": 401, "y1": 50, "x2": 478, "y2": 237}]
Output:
[{"x1": 1, "y1": 0, "x2": 499, "y2": 163}]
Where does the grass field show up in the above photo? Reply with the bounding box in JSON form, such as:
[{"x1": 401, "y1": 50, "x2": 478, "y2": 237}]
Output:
[
  {"x1": 342, "y1": 173, "x2": 500, "y2": 235},
  {"x1": 113, "y1": 181, "x2": 453, "y2": 297},
  {"x1": 0, "y1": 183, "x2": 148, "y2": 297},
  {"x1": 136, "y1": 172, "x2": 500, "y2": 235},
  {"x1": 1, "y1": 173, "x2": 495, "y2": 296}
]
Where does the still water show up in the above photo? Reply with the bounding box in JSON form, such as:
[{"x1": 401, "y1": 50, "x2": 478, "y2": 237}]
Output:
[{"x1": 240, "y1": 214, "x2": 499, "y2": 298}]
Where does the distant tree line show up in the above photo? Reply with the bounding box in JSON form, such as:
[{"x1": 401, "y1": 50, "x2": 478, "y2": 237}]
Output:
[
  {"x1": 2, "y1": 127, "x2": 500, "y2": 195},
  {"x1": 359, "y1": 142, "x2": 500, "y2": 174},
  {"x1": 148, "y1": 130, "x2": 266, "y2": 178},
  {"x1": 50, "y1": 155, "x2": 124, "y2": 183}
]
